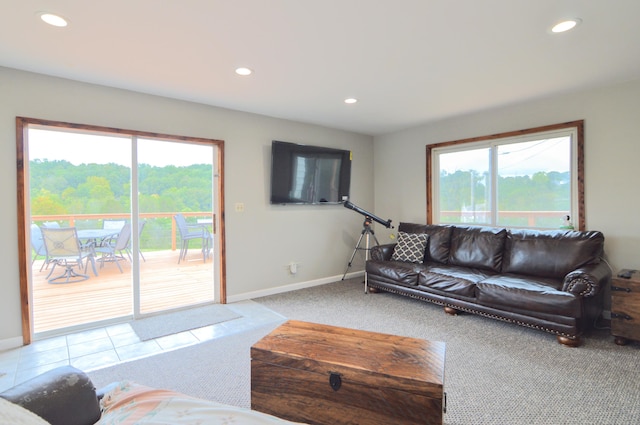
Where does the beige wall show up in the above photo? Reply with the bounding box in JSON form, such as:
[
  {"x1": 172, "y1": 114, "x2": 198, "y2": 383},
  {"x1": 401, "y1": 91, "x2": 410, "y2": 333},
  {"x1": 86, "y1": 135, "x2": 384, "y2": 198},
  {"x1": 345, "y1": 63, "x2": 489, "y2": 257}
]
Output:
[
  {"x1": 0, "y1": 67, "x2": 374, "y2": 345},
  {"x1": 373, "y1": 77, "x2": 640, "y2": 277},
  {"x1": 3, "y1": 65, "x2": 638, "y2": 346}
]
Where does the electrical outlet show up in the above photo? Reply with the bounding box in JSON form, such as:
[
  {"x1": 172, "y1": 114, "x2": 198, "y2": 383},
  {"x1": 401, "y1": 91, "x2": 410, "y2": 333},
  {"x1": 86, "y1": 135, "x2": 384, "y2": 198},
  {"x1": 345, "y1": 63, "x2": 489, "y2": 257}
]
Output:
[{"x1": 289, "y1": 262, "x2": 297, "y2": 274}]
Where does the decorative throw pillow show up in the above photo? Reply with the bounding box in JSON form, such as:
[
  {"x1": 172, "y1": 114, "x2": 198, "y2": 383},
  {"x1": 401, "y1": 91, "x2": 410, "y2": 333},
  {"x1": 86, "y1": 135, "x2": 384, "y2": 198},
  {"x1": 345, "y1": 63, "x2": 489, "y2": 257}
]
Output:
[{"x1": 391, "y1": 232, "x2": 429, "y2": 263}]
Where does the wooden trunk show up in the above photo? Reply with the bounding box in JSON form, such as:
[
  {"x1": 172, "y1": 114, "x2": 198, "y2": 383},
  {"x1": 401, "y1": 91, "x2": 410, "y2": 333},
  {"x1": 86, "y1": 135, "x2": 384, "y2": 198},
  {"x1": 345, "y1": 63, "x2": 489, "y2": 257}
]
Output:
[
  {"x1": 611, "y1": 270, "x2": 640, "y2": 345},
  {"x1": 251, "y1": 320, "x2": 445, "y2": 425}
]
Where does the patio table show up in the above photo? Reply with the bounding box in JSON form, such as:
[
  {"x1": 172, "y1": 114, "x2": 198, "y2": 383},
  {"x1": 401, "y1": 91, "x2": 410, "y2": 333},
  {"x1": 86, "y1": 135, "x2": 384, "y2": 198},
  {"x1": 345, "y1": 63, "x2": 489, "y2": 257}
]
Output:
[{"x1": 77, "y1": 228, "x2": 119, "y2": 247}]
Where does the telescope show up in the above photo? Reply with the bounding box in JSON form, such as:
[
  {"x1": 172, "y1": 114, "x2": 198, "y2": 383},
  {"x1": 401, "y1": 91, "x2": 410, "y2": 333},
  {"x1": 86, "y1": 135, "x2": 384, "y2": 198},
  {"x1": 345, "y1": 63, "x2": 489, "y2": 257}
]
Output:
[
  {"x1": 343, "y1": 200, "x2": 393, "y2": 229},
  {"x1": 342, "y1": 200, "x2": 394, "y2": 290}
]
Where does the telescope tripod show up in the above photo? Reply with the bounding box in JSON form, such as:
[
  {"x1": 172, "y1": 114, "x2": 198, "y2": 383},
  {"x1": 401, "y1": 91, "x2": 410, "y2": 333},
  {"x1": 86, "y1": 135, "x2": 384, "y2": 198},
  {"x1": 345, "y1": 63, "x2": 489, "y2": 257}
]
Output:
[{"x1": 342, "y1": 217, "x2": 380, "y2": 293}]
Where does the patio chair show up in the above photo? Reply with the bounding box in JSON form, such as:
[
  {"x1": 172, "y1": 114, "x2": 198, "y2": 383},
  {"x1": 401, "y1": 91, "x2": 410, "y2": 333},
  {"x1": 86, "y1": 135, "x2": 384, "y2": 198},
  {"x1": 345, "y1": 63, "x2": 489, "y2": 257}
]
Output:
[
  {"x1": 30, "y1": 224, "x2": 48, "y2": 271},
  {"x1": 125, "y1": 220, "x2": 146, "y2": 262},
  {"x1": 94, "y1": 222, "x2": 131, "y2": 273},
  {"x1": 41, "y1": 227, "x2": 98, "y2": 284},
  {"x1": 99, "y1": 219, "x2": 126, "y2": 247},
  {"x1": 174, "y1": 214, "x2": 211, "y2": 263},
  {"x1": 103, "y1": 219, "x2": 126, "y2": 231},
  {"x1": 34, "y1": 222, "x2": 65, "y2": 271}
]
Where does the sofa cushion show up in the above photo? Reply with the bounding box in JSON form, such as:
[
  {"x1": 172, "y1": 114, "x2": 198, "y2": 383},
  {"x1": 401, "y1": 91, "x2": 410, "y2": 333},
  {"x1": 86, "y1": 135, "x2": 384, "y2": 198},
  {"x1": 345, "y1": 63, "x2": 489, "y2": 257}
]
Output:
[
  {"x1": 391, "y1": 232, "x2": 429, "y2": 263},
  {"x1": 476, "y1": 274, "x2": 581, "y2": 317},
  {"x1": 418, "y1": 265, "x2": 490, "y2": 297},
  {"x1": 448, "y1": 226, "x2": 507, "y2": 272},
  {"x1": 503, "y1": 229, "x2": 604, "y2": 279},
  {"x1": 398, "y1": 223, "x2": 452, "y2": 263},
  {"x1": 366, "y1": 260, "x2": 422, "y2": 287}
]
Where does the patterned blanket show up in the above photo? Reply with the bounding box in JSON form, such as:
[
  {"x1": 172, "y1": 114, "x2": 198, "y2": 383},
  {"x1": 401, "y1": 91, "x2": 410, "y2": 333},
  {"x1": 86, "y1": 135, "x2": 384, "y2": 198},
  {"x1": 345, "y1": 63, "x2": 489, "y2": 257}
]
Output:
[{"x1": 98, "y1": 381, "x2": 304, "y2": 425}]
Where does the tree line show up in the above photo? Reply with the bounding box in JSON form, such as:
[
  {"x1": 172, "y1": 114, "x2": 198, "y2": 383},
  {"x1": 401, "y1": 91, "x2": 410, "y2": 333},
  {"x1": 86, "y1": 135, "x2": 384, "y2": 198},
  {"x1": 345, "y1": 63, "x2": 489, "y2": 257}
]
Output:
[
  {"x1": 439, "y1": 170, "x2": 570, "y2": 227},
  {"x1": 30, "y1": 159, "x2": 213, "y2": 216}
]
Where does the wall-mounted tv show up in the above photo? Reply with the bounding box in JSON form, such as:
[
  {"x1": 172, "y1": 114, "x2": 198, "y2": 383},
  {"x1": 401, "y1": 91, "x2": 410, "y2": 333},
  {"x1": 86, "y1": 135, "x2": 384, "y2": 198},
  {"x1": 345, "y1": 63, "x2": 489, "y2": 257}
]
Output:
[{"x1": 270, "y1": 140, "x2": 351, "y2": 205}]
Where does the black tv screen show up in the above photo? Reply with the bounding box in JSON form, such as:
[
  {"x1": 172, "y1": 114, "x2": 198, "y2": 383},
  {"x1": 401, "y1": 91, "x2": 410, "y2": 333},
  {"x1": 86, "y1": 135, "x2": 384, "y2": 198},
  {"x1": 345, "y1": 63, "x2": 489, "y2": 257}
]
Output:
[{"x1": 270, "y1": 140, "x2": 351, "y2": 205}]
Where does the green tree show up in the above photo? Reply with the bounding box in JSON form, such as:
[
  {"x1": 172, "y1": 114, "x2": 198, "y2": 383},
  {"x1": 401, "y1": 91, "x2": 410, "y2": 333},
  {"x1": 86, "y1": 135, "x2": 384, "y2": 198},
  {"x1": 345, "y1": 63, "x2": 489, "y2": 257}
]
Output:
[{"x1": 31, "y1": 189, "x2": 67, "y2": 215}]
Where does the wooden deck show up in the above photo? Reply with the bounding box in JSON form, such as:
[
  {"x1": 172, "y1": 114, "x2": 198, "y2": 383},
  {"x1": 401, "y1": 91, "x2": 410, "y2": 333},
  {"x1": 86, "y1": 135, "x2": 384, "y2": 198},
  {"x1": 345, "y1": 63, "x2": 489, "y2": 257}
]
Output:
[{"x1": 31, "y1": 249, "x2": 215, "y2": 334}]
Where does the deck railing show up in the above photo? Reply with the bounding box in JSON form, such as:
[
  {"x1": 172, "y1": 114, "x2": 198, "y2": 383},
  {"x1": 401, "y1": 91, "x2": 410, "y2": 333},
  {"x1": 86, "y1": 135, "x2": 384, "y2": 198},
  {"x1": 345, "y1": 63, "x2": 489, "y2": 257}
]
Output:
[
  {"x1": 439, "y1": 210, "x2": 571, "y2": 228},
  {"x1": 31, "y1": 212, "x2": 213, "y2": 251}
]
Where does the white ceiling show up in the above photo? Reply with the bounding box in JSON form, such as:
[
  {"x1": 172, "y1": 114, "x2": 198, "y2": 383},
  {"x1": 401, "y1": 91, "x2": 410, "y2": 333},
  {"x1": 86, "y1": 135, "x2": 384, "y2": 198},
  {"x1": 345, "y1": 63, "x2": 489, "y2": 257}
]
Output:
[{"x1": 2, "y1": 1, "x2": 640, "y2": 136}]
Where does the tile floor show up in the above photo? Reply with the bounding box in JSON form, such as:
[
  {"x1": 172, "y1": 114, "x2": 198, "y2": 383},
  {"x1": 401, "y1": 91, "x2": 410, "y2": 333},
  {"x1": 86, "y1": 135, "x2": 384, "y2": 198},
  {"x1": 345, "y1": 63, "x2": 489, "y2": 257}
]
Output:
[{"x1": 0, "y1": 300, "x2": 286, "y2": 393}]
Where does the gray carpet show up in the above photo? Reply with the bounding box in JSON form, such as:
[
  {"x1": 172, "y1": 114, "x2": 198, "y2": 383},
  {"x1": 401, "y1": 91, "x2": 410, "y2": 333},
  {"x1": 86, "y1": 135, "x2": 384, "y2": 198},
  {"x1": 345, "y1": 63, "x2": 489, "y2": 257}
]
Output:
[
  {"x1": 90, "y1": 279, "x2": 640, "y2": 424},
  {"x1": 129, "y1": 304, "x2": 241, "y2": 340}
]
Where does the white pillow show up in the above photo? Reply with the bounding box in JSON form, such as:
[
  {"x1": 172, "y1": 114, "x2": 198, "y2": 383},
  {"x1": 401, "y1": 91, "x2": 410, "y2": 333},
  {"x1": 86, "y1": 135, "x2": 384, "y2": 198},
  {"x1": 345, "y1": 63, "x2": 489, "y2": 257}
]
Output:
[
  {"x1": 391, "y1": 232, "x2": 429, "y2": 263},
  {"x1": 0, "y1": 397, "x2": 51, "y2": 425}
]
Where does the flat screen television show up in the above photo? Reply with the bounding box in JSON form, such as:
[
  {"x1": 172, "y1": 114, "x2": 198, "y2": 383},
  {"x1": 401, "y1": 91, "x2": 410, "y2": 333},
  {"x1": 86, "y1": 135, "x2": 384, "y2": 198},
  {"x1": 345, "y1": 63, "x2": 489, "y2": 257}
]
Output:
[{"x1": 270, "y1": 140, "x2": 351, "y2": 205}]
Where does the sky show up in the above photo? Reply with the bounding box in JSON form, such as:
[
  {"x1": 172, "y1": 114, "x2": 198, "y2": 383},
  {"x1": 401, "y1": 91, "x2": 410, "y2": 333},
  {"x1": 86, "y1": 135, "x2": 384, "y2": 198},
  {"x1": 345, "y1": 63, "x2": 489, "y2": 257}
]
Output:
[
  {"x1": 438, "y1": 136, "x2": 571, "y2": 176},
  {"x1": 27, "y1": 128, "x2": 213, "y2": 167}
]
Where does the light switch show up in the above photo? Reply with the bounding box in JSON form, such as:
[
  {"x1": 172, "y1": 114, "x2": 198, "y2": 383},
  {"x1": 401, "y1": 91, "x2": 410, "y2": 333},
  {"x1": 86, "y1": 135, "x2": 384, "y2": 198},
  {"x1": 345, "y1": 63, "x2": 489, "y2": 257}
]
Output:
[{"x1": 235, "y1": 202, "x2": 245, "y2": 212}]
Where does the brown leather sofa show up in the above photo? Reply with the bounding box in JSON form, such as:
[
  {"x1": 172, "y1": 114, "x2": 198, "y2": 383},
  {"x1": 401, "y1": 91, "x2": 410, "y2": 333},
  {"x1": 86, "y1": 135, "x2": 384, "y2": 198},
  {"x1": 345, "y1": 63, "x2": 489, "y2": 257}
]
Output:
[
  {"x1": 0, "y1": 366, "x2": 304, "y2": 424},
  {"x1": 366, "y1": 223, "x2": 611, "y2": 346},
  {"x1": 0, "y1": 366, "x2": 101, "y2": 425}
]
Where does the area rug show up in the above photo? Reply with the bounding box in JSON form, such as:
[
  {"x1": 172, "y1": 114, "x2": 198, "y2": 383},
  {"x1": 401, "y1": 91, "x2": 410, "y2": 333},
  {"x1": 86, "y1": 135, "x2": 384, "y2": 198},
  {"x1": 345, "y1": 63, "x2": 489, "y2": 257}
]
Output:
[
  {"x1": 90, "y1": 279, "x2": 640, "y2": 424},
  {"x1": 129, "y1": 304, "x2": 241, "y2": 340}
]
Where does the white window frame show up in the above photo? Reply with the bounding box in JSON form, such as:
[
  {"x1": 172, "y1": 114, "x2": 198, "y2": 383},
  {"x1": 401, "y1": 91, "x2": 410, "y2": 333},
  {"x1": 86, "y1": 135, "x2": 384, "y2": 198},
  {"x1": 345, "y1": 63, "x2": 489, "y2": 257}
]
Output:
[{"x1": 426, "y1": 121, "x2": 584, "y2": 230}]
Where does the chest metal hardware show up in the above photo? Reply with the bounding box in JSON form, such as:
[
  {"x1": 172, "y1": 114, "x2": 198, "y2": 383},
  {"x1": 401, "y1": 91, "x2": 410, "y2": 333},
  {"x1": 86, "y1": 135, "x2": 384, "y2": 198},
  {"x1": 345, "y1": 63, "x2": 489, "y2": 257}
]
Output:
[
  {"x1": 611, "y1": 286, "x2": 632, "y2": 293},
  {"x1": 329, "y1": 372, "x2": 342, "y2": 391}
]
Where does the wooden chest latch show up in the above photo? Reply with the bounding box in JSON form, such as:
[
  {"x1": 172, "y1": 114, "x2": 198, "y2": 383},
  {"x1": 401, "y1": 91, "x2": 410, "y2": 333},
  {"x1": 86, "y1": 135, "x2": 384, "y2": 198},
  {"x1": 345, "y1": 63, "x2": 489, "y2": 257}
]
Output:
[
  {"x1": 611, "y1": 285, "x2": 632, "y2": 293},
  {"x1": 329, "y1": 372, "x2": 342, "y2": 391}
]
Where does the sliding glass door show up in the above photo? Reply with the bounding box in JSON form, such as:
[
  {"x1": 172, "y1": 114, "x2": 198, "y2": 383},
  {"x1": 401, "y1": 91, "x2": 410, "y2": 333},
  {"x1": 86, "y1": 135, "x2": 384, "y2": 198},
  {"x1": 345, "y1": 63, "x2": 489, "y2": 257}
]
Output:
[
  {"x1": 137, "y1": 138, "x2": 215, "y2": 314},
  {"x1": 20, "y1": 119, "x2": 223, "y2": 339},
  {"x1": 28, "y1": 128, "x2": 134, "y2": 333}
]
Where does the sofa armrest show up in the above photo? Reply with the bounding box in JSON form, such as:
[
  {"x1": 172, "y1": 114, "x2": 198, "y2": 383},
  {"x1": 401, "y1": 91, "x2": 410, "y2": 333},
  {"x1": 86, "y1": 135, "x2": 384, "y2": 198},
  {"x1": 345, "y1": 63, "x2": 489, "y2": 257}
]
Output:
[
  {"x1": 0, "y1": 366, "x2": 101, "y2": 425},
  {"x1": 370, "y1": 243, "x2": 396, "y2": 261},
  {"x1": 562, "y1": 261, "x2": 612, "y2": 297}
]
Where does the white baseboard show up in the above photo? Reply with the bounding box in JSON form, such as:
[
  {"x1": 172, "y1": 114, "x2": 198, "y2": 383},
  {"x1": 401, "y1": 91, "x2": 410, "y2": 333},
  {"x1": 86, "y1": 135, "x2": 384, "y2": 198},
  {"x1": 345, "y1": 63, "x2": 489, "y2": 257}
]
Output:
[
  {"x1": 227, "y1": 271, "x2": 365, "y2": 304},
  {"x1": 0, "y1": 336, "x2": 24, "y2": 351}
]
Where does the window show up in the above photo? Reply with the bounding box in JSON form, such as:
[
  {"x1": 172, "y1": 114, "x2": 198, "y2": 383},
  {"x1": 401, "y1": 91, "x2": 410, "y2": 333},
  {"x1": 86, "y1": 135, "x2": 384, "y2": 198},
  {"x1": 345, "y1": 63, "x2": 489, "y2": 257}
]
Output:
[{"x1": 427, "y1": 121, "x2": 584, "y2": 230}]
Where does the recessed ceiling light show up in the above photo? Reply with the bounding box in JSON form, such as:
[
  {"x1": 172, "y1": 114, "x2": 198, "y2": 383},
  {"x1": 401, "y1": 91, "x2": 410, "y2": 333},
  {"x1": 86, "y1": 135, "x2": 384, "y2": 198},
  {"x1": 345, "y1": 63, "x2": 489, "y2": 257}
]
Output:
[
  {"x1": 551, "y1": 18, "x2": 581, "y2": 33},
  {"x1": 39, "y1": 13, "x2": 68, "y2": 27},
  {"x1": 235, "y1": 67, "x2": 252, "y2": 76},
  {"x1": 344, "y1": 98, "x2": 358, "y2": 104}
]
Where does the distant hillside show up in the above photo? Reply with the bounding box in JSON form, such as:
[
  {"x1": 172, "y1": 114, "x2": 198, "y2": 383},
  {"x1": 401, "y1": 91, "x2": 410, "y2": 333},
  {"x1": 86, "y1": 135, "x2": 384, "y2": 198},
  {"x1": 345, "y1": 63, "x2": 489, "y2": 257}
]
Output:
[{"x1": 30, "y1": 159, "x2": 213, "y2": 215}]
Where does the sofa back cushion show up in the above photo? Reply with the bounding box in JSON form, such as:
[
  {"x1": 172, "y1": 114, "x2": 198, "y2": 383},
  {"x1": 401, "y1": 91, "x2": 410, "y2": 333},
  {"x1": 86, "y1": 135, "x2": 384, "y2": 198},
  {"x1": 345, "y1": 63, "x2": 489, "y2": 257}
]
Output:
[
  {"x1": 398, "y1": 223, "x2": 452, "y2": 263},
  {"x1": 448, "y1": 226, "x2": 507, "y2": 272},
  {"x1": 503, "y1": 229, "x2": 604, "y2": 278}
]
